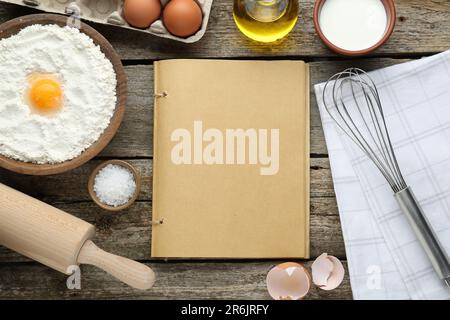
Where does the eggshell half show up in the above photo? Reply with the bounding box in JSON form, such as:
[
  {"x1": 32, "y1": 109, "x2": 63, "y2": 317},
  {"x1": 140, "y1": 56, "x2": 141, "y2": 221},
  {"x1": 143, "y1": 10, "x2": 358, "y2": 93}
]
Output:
[
  {"x1": 311, "y1": 253, "x2": 345, "y2": 291},
  {"x1": 266, "y1": 262, "x2": 311, "y2": 300}
]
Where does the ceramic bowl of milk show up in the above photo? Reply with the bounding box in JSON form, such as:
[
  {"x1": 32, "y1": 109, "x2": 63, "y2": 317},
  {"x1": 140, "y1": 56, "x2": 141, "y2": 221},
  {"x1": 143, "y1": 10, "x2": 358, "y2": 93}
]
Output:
[{"x1": 313, "y1": 0, "x2": 396, "y2": 56}]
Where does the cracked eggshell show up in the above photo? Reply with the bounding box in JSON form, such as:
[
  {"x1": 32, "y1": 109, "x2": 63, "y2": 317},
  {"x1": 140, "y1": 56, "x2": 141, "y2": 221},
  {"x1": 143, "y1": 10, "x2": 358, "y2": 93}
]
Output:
[
  {"x1": 312, "y1": 253, "x2": 345, "y2": 291},
  {"x1": 266, "y1": 262, "x2": 311, "y2": 300}
]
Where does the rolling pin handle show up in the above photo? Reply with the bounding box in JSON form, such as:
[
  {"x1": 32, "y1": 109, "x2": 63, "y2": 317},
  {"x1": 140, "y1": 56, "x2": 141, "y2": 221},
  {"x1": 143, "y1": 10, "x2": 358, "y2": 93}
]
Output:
[{"x1": 77, "y1": 240, "x2": 156, "y2": 290}]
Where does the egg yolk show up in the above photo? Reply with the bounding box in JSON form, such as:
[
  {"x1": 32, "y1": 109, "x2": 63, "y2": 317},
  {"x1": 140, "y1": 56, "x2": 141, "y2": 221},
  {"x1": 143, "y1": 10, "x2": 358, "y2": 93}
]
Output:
[{"x1": 28, "y1": 77, "x2": 63, "y2": 113}]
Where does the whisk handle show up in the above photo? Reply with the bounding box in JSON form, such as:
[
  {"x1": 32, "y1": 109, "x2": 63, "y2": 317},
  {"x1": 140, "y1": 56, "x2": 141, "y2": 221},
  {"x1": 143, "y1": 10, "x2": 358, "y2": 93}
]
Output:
[{"x1": 395, "y1": 187, "x2": 450, "y2": 288}]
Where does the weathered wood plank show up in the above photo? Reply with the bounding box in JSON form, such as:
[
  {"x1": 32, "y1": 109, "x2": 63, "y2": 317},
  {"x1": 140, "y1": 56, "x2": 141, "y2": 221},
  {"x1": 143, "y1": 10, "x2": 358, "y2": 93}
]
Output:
[
  {"x1": 0, "y1": 260, "x2": 352, "y2": 299},
  {"x1": 101, "y1": 65, "x2": 154, "y2": 158},
  {"x1": 90, "y1": 59, "x2": 411, "y2": 158},
  {"x1": 0, "y1": 61, "x2": 400, "y2": 163},
  {"x1": 0, "y1": 1, "x2": 445, "y2": 59},
  {"x1": 0, "y1": 199, "x2": 343, "y2": 262},
  {"x1": 101, "y1": 64, "x2": 329, "y2": 156},
  {"x1": 0, "y1": 158, "x2": 334, "y2": 202},
  {"x1": 0, "y1": 158, "x2": 344, "y2": 262}
]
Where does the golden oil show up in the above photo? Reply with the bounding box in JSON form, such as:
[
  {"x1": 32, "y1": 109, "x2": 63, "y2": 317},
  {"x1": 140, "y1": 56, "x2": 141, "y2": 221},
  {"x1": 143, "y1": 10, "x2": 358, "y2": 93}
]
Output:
[{"x1": 233, "y1": 0, "x2": 299, "y2": 43}]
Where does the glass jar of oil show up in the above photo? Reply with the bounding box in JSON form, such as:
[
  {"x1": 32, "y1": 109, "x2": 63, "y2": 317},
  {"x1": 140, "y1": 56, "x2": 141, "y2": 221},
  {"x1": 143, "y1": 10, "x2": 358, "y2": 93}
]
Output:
[{"x1": 233, "y1": 0, "x2": 299, "y2": 43}]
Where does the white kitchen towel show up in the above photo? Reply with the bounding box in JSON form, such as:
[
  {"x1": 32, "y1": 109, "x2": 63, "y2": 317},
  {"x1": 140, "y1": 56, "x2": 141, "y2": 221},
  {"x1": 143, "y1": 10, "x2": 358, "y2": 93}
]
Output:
[{"x1": 315, "y1": 51, "x2": 450, "y2": 300}]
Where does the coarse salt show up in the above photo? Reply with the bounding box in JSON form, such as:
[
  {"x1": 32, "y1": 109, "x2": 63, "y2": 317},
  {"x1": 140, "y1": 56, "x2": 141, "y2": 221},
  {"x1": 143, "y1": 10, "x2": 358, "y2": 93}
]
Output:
[{"x1": 94, "y1": 164, "x2": 136, "y2": 207}]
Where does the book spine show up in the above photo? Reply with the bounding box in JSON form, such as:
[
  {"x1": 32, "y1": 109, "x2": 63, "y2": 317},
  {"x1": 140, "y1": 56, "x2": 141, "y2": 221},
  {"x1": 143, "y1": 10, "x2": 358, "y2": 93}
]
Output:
[
  {"x1": 305, "y1": 63, "x2": 311, "y2": 259},
  {"x1": 152, "y1": 62, "x2": 161, "y2": 258}
]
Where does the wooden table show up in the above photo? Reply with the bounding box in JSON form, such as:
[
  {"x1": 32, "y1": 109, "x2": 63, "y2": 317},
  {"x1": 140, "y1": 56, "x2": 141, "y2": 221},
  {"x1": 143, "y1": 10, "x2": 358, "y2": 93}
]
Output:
[{"x1": 0, "y1": 0, "x2": 448, "y2": 300}]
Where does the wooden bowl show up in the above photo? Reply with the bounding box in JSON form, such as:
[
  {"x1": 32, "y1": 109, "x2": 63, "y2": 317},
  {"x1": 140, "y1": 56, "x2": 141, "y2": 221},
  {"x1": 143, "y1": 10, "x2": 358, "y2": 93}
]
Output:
[
  {"x1": 0, "y1": 14, "x2": 127, "y2": 175},
  {"x1": 313, "y1": 0, "x2": 396, "y2": 56},
  {"x1": 88, "y1": 160, "x2": 141, "y2": 212}
]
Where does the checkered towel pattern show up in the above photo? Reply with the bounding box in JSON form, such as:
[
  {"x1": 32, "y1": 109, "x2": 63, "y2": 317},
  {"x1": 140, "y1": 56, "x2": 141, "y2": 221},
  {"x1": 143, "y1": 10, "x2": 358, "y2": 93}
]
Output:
[{"x1": 314, "y1": 51, "x2": 450, "y2": 300}]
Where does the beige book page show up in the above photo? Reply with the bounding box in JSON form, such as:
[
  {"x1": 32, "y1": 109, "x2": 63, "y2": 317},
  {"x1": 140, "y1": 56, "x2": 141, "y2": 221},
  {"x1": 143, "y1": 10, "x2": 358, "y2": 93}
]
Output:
[{"x1": 152, "y1": 60, "x2": 309, "y2": 258}]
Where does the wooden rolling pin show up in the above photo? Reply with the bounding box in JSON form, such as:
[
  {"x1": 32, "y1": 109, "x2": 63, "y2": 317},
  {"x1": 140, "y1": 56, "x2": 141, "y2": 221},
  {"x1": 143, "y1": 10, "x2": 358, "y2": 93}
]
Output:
[{"x1": 0, "y1": 183, "x2": 155, "y2": 290}]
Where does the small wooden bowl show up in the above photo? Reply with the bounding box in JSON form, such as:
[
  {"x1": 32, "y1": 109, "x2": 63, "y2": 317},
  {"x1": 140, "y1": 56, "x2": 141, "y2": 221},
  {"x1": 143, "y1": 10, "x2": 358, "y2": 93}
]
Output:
[
  {"x1": 0, "y1": 14, "x2": 127, "y2": 175},
  {"x1": 313, "y1": 0, "x2": 396, "y2": 56},
  {"x1": 88, "y1": 160, "x2": 141, "y2": 212}
]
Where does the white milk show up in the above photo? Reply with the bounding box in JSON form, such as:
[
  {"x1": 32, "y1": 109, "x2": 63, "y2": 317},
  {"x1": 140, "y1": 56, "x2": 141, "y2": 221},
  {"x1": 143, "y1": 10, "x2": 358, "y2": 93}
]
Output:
[{"x1": 319, "y1": 0, "x2": 388, "y2": 51}]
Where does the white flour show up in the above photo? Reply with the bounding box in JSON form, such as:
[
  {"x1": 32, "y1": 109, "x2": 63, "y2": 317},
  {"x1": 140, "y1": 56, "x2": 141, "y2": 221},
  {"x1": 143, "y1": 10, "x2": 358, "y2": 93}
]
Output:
[{"x1": 0, "y1": 24, "x2": 117, "y2": 164}]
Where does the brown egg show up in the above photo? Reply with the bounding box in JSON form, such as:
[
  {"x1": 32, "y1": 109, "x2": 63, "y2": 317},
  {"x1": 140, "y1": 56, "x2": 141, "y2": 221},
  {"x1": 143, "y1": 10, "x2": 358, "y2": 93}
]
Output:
[
  {"x1": 163, "y1": 0, "x2": 203, "y2": 37},
  {"x1": 123, "y1": 0, "x2": 162, "y2": 29}
]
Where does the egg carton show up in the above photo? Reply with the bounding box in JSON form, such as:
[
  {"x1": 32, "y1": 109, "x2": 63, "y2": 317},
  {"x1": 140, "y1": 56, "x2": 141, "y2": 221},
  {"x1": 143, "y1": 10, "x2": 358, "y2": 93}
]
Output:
[{"x1": 0, "y1": 0, "x2": 213, "y2": 43}]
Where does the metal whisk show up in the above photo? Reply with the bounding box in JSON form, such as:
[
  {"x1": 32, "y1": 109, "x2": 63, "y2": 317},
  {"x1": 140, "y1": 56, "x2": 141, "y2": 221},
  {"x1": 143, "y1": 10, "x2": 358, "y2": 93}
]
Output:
[{"x1": 322, "y1": 68, "x2": 450, "y2": 288}]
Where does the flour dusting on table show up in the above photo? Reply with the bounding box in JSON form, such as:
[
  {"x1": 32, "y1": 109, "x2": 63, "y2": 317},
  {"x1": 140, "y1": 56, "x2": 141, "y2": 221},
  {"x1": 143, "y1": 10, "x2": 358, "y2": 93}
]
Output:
[{"x1": 0, "y1": 24, "x2": 117, "y2": 164}]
